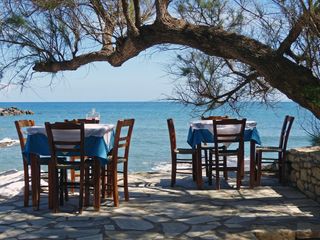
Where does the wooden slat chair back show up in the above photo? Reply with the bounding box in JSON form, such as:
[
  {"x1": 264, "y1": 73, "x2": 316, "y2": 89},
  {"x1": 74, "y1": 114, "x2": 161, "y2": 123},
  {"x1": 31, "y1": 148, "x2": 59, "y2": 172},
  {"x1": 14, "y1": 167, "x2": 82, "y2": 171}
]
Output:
[
  {"x1": 64, "y1": 118, "x2": 99, "y2": 193},
  {"x1": 45, "y1": 121, "x2": 86, "y2": 213},
  {"x1": 200, "y1": 116, "x2": 229, "y2": 184},
  {"x1": 103, "y1": 119, "x2": 135, "y2": 207},
  {"x1": 256, "y1": 115, "x2": 295, "y2": 185},
  {"x1": 210, "y1": 118, "x2": 246, "y2": 190},
  {"x1": 201, "y1": 115, "x2": 229, "y2": 120},
  {"x1": 65, "y1": 118, "x2": 100, "y2": 124},
  {"x1": 15, "y1": 120, "x2": 36, "y2": 207},
  {"x1": 167, "y1": 118, "x2": 196, "y2": 187}
]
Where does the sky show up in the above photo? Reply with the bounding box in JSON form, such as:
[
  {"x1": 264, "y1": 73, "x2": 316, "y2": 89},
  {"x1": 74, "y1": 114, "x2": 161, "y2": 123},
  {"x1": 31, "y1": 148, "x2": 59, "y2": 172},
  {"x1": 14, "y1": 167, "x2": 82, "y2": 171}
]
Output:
[{"x1": 0, "y1": 48, "x2": 174, "y2": 102}]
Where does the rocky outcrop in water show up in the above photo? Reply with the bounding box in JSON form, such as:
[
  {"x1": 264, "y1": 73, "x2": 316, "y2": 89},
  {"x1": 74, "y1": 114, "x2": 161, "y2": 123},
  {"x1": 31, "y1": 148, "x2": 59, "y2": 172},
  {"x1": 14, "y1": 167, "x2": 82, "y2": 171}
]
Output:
[{"x1": 0, "y1": 107, "x2": 34, "y2": 116}]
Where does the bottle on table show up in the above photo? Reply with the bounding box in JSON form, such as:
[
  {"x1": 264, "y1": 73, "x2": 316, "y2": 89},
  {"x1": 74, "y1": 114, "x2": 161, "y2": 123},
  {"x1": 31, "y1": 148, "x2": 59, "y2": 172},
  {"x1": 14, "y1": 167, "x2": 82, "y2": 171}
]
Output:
[{"x1": 86, "y1": 108, "x2": 100, "y2": 121}]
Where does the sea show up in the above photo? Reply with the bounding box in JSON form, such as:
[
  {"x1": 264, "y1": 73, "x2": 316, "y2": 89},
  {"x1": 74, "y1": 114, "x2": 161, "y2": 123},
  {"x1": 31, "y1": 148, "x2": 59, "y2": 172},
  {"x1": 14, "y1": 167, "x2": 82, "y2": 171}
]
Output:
[{"x1": 0, "y1": 101, "x2": 315, "y2": 173}]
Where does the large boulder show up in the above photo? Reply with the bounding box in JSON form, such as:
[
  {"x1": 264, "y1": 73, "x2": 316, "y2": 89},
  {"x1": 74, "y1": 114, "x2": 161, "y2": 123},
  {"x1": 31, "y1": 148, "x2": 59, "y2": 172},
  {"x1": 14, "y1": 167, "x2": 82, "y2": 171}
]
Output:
[{"x1": 0, "y1": 107, "x2": 34, "y2": 116}]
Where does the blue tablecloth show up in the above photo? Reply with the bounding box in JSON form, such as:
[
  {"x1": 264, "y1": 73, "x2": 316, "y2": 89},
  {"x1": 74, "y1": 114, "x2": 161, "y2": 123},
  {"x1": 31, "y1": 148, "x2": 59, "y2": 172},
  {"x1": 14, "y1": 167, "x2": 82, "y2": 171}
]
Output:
[
  {"x1": 187, "y1": 127, "x2": 261, "y2": 148},
  {"x1": 24, "y1": 132, "x2": 114, "y2": 165}
]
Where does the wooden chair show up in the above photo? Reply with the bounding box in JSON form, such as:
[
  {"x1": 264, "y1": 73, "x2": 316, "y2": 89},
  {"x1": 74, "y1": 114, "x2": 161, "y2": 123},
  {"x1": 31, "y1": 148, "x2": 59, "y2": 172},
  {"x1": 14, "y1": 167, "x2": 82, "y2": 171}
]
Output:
[
  {"x1": 255, "y1": 115, "x2": 295, "y2": 185},
  {"x1": 167, "y1": 118, "x2": 196, "y2": 187},
  {"x1": 201, "y1": 115, "x2": 229, "y2": 182},
  {"x1": 101, "y1": 119, "x2": 135, "y2": 207},
  {"x1": 209, "y1": 118, "x2": 246, "y2": 190},
  {"x1": 64, "y1": 118, "x2": 99, "y2": 193},
  {"x1": 45, "y1": 121, "x2": 88, "y2": 213},
  {"x1": 15, "y1": 120, "x2": 51, "y2": 207}
]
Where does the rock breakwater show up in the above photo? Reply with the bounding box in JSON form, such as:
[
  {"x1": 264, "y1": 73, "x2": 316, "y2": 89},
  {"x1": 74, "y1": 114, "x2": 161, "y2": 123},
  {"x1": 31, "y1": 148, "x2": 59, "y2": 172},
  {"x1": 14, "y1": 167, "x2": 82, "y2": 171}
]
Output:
[{"x1": 0, "y1": 107, "x2": 34, "y2": 116}]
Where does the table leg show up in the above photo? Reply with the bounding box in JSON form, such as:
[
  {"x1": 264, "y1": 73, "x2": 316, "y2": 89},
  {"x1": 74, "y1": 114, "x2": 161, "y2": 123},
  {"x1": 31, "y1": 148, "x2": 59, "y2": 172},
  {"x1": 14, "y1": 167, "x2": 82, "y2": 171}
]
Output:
[
  {"x1": 93, "y1": 158, "x2": 101, "y2": 211},
  {"x1": 250, "y1": 140, "x2": 256, "y2": 188},
  {"x1": 30, "y1": 154, "x2": 39, "y2": 210},
  {"x1": 196, "y1": 144, "x2": 203, "y2": 189}
]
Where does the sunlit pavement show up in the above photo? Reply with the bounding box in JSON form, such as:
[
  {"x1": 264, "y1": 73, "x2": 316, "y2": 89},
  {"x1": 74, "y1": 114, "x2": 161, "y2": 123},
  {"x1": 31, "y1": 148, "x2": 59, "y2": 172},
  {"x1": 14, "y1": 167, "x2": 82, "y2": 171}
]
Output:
[{"x1": 0, "y1": 172, "x2": 320, "y2": 239}]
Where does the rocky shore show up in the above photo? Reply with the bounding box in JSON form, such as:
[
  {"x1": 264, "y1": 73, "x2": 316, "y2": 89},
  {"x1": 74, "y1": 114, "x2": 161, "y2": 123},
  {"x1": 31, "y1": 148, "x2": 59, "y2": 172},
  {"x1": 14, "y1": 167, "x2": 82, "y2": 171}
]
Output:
[{"x1": 0, "y1": 107, "x2": 34, "y2": 116}]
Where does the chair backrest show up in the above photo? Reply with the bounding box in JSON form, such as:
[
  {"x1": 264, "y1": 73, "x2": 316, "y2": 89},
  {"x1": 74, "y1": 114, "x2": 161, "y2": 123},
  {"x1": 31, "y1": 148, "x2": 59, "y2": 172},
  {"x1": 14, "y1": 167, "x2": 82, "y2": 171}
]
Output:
[
  {"x1": 15, "y1": 120, "x2": 35, "y2": 152},
  {"x1": 45, "y1": 122, "x2": 85, "y2": 164},
  {"x1": 201, "y1": 115, "x2": 229, "y2": 120},
  {"x1": 279, "y1": 115, "x2": 295, "y2": 151},
  {"x1": 167, "y1": 119, "x2": 177, "y2": 153},
  {"x1": 65, "y1": 118, "x2": 100, "y2": 124},
  {"x1": 112, "y1": 119, "x2": 135, "y2": 163},
  {"x1": 212, "y1": 118, "x2": 246, "y2": 150}
]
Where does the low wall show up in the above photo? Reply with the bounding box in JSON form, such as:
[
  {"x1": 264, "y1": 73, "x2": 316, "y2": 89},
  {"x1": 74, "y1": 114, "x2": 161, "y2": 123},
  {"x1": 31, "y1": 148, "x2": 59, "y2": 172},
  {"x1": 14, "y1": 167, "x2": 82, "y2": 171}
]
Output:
[{"x1": 286, "y1": 146, "x2": 320, "y2": 202}]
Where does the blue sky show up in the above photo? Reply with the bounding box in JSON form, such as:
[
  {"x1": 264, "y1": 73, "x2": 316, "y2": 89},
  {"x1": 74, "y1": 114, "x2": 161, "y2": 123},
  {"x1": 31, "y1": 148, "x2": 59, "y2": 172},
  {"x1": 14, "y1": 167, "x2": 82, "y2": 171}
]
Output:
[{"x1": 0, "y1": 49, "x2": 173, "y2": 102}]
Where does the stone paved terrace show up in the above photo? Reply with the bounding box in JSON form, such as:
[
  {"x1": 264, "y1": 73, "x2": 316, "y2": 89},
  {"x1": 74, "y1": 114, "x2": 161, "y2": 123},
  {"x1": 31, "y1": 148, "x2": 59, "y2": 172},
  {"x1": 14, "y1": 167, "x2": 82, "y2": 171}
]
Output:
[{"x1": 1, "y1": 171, "x2": 320, "y2": 240}]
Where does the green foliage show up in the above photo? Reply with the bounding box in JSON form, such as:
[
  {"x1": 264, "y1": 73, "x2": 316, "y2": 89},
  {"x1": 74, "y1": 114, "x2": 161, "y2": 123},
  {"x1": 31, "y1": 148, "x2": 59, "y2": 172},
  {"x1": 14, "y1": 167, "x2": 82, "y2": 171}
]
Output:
[
  {"x1": 5, "y1": 15, "x2": 26, "y2": 27},
  {"x1": 311, "y1": 134, "x2": 320, "y2": 146},
  {"x1": 33, "y1": 0, "x2": 73, "y2": 10},
  {"x1": 303, "y1": 85, "x2": 320, "y2": 106}
]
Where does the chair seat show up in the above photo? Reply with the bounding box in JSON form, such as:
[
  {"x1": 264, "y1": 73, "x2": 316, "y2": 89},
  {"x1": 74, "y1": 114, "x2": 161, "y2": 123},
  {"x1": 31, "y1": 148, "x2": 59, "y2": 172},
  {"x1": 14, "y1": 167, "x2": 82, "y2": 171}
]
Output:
[
  {"x1": 175, "y1": 148, "x2": 195, "y2": 154},
  {"x1": 210, "y1": 149, "x2": 239, "y2": 156},
  {"x1": 256, "y1": 146, "x2": 283, "y2": 153},
  {"x1": 56, "y1": 162, "x2": 81, "y2": 169},
  {"x1": 37, "y1": 157, "x2": 66, "y2": 165}
]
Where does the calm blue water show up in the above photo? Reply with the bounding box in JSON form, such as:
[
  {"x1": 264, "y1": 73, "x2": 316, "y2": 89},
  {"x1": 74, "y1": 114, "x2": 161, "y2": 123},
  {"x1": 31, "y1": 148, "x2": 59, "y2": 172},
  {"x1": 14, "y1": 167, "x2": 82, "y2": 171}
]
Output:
[{"x1": 0, "y1": 102, "x2": 314, "y2": 173}]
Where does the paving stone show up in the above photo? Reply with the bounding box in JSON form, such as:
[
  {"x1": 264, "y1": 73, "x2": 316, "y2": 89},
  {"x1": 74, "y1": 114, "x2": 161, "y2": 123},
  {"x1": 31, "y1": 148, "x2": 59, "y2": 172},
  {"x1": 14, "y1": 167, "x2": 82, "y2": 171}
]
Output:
[
  {"x1": 0, "y1": 229, "x2": 26, "y2": 238},
  {"x1": 76, "y1": 234, "x2": 103, "y2": 240},
  {"x1": 186, "y1": 224, "x2": 220, "y2": 238},
  {"x1": 224, "y1": 216, "x2": 256, "y2": 224},
  {"x1": 66, "y1": 229, "x2": 101, "y2": 238},
  {"x1": 105, "y1": 231, "x2": 164, "y2": 240},
  {"x1": 161, "y1": 222, "x2": 189, "y2": 237},
  {"x1": 55, "y1": 220, "x2": 96, "y2": 228},
  {"x1": 113, "y1": 216, "x2": 154, "y2": 231},
  {"x1": 104, "y1": 224, "x2": 115, "y2": 231},
  {"x1": 0, "y1": 225, "x2": 12, "y2": 232},
  {"x1": 144, "y1": 215, "x2": 170, "y2": 223},
  {"x1": 178, "y1": 215, "x2": 219, "y2": 225},
  {"x1": 0, "y1": 206, "x2": 15, "y2": 212}
]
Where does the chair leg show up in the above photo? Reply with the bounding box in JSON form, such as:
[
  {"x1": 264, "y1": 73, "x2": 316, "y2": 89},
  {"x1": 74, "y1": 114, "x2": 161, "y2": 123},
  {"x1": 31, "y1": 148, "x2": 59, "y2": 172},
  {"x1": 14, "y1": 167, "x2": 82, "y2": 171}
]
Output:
[
  {"x1": 79, "y1": 163, "x2": 84, "y2": 214},
  {"x1": 23, "y1": 161, "x2": 29, "y2": 207},
  {"x1": 256, "y1": 151, "x2": 262, "y2": 186},
  {"x1": 59, "y1": 169, "x2": 64, "y2": 206},
  {"x1": 192, "y1": 153, "x2": 196, "y2": 181},
  {"x1": 171, "y1": 154, "x2": 177, "y2": 187},
  {"x1": 223, "y1": 156, "x2": 228, "y2": 180},
  {"x1": 64, "y1": 169, "x2": 68, "y2": 202},
  {"x1": 36, "y1": 162, "x2": 41, "y2": 209},
  {"x1": 215, "y1": 154, "x2": 220, "y2": 190},
  {"x1": 236, "y1": 155, "x2": 241, "y2": 190},
  {"x1": 208, "y1": 151, "x2": 213, "y2": 186},
  {"x1": 204, "y1": 149, "x2": 209, "y2": 177},
  {"x1": 53, "y1": 169, "x2": 59, "y2": 213},
  {"x1": 124, "y1": 162, "x2": 129, "y2": 201},
  {"x1": 112, "y1": 163, "x2": 119, "y2": 207},
  {"x1": 279, "y1": 152, "x2": 286, "y2": 184},
  {"x1": 101, "y1": 165, "x2": 106, "y2": 200},
  {"x1": 70, "y1": 157, "x2": 75, "y2": 193},
  {"x1": 84, "y1": 164, "x2": 90, "y2": 207},
  {"x1": 106, "y1": 164, "x2": 112, "y2": 198}
]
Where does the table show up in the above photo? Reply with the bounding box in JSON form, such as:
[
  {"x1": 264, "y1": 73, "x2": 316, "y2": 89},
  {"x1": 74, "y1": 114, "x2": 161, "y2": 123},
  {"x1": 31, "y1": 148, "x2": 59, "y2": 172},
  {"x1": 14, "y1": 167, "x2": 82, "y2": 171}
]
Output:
[
  {"x1": 24, "y1": 123, "x2": 115, "y2": 210},
  {"x1": 187, "y1": 120, "x2": 261, "y2": 189}
]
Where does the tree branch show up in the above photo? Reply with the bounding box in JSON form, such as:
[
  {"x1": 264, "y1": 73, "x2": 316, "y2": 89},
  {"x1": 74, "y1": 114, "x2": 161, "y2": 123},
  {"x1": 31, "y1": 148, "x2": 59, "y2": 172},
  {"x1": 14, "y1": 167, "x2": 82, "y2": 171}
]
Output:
[
  {"x1": 121, "y1": 0, "x2": 139, "y2": 36},
  {"x1": 133, "y1": 0, "x2": 141, "y2": 28},
  {"x1": 277, "y1": 14, "x2": 306, "y2": 55}
]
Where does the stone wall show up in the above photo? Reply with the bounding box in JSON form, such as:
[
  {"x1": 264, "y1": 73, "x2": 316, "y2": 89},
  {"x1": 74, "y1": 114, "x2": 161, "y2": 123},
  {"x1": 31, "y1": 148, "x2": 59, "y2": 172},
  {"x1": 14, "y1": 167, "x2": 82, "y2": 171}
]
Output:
[{"x1": 286, "y1": 146, "x2": 320, "y2": 202}]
